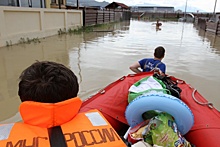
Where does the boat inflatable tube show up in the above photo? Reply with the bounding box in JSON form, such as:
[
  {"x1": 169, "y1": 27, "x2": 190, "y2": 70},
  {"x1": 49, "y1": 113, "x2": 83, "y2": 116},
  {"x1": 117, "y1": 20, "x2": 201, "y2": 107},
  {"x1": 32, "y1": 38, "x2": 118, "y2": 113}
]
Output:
[{"x1": 125, "y1": 93, "x2": 194, "y2": 135}]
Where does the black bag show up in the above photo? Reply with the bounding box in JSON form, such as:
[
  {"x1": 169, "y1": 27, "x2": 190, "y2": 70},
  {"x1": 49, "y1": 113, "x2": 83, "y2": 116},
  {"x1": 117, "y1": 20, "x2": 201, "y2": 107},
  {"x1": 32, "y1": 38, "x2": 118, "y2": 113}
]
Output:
[{"x1": 153, "y1": 74, "x2": 182, "y2": 99}]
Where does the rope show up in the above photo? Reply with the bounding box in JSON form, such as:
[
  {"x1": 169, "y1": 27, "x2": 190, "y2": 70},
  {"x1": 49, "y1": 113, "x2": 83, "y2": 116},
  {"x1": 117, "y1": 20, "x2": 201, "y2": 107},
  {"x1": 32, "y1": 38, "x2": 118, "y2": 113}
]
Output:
[
  {"x1": 168, "y1": 78, "x2": 218, "y2": 111},
  {"x1": 192, "y1": 88, "x2": 214, "y2": 109}
]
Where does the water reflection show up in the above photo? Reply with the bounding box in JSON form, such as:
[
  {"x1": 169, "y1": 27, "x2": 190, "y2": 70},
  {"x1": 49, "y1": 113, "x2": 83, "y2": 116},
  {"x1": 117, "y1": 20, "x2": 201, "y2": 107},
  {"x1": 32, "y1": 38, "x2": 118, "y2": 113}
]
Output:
[
  {"x1": 195, "y1": 25, "x2": 220, "y2": 55},
  {"x1": 0, "y1": 20, "x2": 220, "y2": 124},
  {"x1": 0, "y1": 35, "x2": 76, "y2": 122}
]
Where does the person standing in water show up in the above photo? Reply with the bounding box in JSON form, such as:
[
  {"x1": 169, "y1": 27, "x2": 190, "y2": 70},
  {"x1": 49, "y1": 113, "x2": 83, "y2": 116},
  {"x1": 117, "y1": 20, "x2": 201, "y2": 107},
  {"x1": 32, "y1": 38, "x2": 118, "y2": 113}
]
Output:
[{"x1": 156, "y1": 19, "x2": 162, "y2": 28}]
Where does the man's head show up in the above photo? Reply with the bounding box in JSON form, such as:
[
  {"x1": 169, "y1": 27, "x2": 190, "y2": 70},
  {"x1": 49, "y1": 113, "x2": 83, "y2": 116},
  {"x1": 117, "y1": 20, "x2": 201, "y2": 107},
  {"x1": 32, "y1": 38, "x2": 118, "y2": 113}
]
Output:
[
  {"x1": 154, "y1": 46, "x2": 165, "y2": 59},
  {"x1": 18, "y1": 61, "x2": 79, "y2": 103}
]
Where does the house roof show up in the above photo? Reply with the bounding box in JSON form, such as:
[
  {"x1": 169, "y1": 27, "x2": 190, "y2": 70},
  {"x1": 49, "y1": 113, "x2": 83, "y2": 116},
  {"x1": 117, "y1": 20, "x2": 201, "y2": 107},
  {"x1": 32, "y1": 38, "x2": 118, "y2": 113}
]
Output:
[
  {"x1": 135, "y1": 6, "x2": 174, "y2": 9},
  {"x1": 105, "y1": 2, "x2": 129, "y2": 9}
]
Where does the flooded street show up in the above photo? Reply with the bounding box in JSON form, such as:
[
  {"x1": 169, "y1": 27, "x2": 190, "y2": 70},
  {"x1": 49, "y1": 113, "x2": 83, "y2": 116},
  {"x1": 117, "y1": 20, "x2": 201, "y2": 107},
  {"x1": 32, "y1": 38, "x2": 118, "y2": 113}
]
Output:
[{"x1": 0, "y1": 20, "x2": 220, "y2": 123}]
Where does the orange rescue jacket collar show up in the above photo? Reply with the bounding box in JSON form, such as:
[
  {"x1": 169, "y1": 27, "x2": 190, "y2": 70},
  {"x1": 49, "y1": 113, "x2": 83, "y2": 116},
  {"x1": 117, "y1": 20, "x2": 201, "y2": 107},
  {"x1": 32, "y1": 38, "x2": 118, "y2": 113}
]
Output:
[{"x1": 19, "y1": 97, "x2": 82, "y2": 128}]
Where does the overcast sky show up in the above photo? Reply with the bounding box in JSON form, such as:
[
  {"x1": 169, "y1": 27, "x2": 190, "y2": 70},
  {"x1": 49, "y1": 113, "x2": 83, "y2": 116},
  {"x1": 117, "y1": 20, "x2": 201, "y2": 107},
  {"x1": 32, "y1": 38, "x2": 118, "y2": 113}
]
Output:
[{"x1": 96, "y1": 0, "x2": 220, "y2": 12}]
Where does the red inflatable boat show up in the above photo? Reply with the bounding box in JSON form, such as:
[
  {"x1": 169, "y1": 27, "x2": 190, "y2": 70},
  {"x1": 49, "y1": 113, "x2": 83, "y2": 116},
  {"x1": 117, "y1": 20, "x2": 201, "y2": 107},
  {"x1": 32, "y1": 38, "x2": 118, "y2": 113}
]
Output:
[{"x1": 79, "y1": 72, "x2": 220, "y2": 146}]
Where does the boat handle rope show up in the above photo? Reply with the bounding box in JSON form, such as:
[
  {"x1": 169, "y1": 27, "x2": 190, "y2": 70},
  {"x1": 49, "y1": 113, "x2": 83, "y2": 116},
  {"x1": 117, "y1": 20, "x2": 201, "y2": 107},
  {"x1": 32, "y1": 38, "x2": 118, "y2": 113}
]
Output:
[
  {"x1": 192, "y1": 88, "x2": 214, "y2": 109},
  {"x1": 177, "y1": 79, "x2": 214, "y2": 109}
]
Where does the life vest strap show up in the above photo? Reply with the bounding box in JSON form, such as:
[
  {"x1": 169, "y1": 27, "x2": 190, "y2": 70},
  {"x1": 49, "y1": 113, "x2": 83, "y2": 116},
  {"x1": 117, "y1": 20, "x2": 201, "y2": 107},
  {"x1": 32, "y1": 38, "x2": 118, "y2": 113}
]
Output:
[{"x1": 48, "y1": 126, "x2": 67, "y2": 147}]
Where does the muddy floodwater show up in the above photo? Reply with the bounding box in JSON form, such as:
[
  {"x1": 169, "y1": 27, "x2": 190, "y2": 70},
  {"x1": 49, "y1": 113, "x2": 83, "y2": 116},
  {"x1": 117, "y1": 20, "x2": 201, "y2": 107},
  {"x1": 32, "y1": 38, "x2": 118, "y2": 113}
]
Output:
[{"x1": 0, "y1": 20, "x2": 220, "y2": 123}]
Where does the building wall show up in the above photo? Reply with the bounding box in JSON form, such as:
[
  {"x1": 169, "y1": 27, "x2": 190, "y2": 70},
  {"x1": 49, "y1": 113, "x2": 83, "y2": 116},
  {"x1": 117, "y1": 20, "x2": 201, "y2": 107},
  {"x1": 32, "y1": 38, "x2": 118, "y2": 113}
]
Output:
[
  {"x1": 131, "y1": 7, "x2": 174, "y2": 13},
  {"x1": 0, "y1": 0, "x2": 66, "y2": 9},
  {"x1": 0, "y1": 6, "x2": 83, "y2": 47},
  {"x1": 0, "y1": 0, "x2": 19, "y2": 7},
  {"x1": 0, "y1": 0, "x2": 45, "y2": 8}
]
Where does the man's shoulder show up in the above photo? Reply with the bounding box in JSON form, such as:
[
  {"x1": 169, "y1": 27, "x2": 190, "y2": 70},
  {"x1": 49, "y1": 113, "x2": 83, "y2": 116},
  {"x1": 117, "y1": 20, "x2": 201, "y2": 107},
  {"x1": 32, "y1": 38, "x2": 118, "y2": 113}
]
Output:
[
  {"x1": 142, "y1": 58, "x2": 153, "y2": 62},
  {"x1": 140, "y1": 58, "x2": 151, "y2": 60},
  {"x1": 158, "y1": 62, "x2": 166, "y2": 66},
  {"x1": 139, "y1": 58, "x2": 153, "y2": 64}
]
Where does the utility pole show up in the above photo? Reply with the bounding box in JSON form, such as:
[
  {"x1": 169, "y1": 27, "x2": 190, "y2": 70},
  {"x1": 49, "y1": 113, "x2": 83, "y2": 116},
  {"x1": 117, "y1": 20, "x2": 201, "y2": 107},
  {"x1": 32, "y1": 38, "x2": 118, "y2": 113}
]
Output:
[
  {"x1": 184, "y1": 0, "x2": 188, "y2": 21},
  {"x1": 212, "y1": 0, "x2": 218, "y2": 21}
]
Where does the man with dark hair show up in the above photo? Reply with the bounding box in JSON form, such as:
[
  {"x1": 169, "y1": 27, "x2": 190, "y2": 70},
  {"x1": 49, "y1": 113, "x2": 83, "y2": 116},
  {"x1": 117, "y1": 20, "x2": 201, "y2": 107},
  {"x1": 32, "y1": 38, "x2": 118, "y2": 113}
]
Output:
[
  {"x1": 0, "y1": 61, "x2": 126, "y2": 147},
  {"x1": 129, "y1": 46, "x2": 166, "y2": 74}
]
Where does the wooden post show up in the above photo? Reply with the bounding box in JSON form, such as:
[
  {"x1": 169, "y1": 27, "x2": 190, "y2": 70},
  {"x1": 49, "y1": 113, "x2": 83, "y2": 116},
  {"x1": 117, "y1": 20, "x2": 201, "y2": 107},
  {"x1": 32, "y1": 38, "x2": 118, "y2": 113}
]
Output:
[
  {"x1": 114, "y1": 10, "x2": 115, "y2": 21},
  {"x1": 216, "y1": 21, "x2": 219, "y2": 35},
  {"x1": 83, "y1": 9, "x2": 85, "y2": 26},
  {"x1": 96, "y1": 10, "x2": 98, "y2": 25},
  {"x1": 103, "y1": 10, "x2": 105, "y2": 23},
  {"x1": 109, "y1": 9, "x2": 110, "y2": 22}
]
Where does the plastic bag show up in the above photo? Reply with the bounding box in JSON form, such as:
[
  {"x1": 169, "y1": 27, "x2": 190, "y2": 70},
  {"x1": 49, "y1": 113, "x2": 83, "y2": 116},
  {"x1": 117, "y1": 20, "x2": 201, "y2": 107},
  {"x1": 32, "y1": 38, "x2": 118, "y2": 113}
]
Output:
[{"x1": 143, "y1": 112, "x2": 191, "y2": 147}]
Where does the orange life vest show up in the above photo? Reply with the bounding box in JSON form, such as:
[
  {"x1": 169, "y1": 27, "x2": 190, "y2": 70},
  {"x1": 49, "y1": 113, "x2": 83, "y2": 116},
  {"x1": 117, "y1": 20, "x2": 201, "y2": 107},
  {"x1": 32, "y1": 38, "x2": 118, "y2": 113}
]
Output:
[{"x1": 0, "y1": 97, "x2": 126, "y2": 147}]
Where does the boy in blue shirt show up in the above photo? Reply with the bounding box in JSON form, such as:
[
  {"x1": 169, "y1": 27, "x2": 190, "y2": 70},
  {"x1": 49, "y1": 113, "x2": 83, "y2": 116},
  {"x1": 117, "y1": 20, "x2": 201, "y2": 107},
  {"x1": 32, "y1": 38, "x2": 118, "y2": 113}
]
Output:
[{"x1": 130, "y1": 46, "x2": 166, "y2": 74}]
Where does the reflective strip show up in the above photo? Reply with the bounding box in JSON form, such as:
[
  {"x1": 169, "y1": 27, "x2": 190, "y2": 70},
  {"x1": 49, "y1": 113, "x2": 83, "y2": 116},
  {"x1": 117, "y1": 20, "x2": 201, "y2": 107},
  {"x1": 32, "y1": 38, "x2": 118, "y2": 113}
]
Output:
[
  {"x1": 85, "y1": 112, "x2": 108, "y2": 126},
  {"x1": 0, "y1": 123, "x2": 14, "y2": 140}
]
